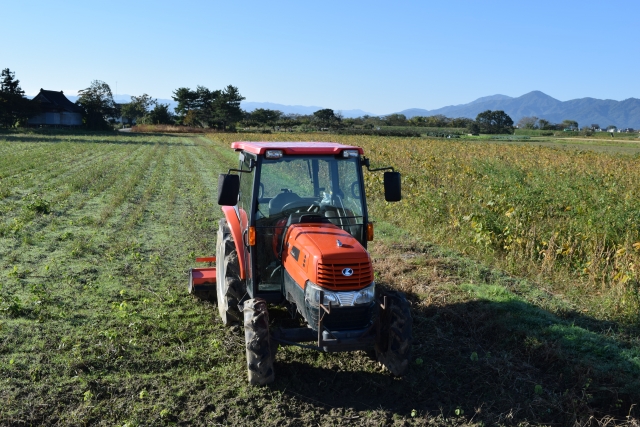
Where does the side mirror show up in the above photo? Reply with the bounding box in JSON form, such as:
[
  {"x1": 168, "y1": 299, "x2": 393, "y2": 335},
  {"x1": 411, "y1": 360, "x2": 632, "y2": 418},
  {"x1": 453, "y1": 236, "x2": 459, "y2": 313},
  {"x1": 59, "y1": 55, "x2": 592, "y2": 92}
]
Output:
[
  {"x1": 218, "y1": 174, "x2": 240, "y2": 206},
  {"x1": 383, "y1": 172, "x2": 402, "y2": 202}
]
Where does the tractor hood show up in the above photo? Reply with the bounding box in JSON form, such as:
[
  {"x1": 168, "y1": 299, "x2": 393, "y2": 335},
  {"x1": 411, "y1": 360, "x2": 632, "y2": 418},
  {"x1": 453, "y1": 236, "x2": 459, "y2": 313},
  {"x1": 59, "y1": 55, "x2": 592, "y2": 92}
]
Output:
[{"x1": 282, "y1": 222, "x2": 373, "y2": 291}]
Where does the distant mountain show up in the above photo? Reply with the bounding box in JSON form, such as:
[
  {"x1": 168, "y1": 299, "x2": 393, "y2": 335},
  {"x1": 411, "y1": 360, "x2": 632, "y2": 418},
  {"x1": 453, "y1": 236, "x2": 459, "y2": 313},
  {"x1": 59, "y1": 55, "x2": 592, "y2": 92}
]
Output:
[
  {"x1": 395, "y1": 91, "x2": 640, "y2": 128},
  {"x1": 468, "y1": 94, "x2": 512, "y2": 105},
  {"x1": 241, "y1": 102, "x2": 373, "y2": 118}
]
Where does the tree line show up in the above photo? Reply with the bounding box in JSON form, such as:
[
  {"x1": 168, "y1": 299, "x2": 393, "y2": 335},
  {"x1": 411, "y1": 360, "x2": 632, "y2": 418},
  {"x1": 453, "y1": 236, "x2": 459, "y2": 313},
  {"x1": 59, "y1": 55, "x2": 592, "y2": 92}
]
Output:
[
  {"x1": 1, "y1": 67, "x2": 591, "y2": 134},
  {"x1": 515, "y1": 116, "x2": 620, "y2": 132},
  {"x1": 240, "y1": 108, "x2": 515, "y2": 134},
  {"x1": 0, "y1": 68, "x2": 245, "y2": 130}
]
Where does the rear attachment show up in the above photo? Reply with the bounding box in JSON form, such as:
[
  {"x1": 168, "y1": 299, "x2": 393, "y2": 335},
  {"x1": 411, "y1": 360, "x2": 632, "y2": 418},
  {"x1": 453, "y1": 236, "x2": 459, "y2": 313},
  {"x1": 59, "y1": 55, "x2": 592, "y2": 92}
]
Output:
[{"x1": 188, "y1": 256, "x2": 217, "y2": 301}]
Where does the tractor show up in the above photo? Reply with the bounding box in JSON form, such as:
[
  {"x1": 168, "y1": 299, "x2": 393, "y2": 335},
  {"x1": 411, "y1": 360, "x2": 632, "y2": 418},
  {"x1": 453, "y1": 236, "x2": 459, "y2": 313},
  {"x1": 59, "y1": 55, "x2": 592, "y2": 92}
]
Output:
[{"x1": 188, "y1": 141, "x2": 412, "y2": 385}]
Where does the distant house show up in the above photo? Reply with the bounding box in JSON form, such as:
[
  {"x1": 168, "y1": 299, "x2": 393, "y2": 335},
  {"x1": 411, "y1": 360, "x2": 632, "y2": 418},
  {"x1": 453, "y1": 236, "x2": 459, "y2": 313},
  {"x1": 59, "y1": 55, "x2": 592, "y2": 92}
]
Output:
[{"x1": 28, "y1": 89, "x2": 83, "y2": 126}]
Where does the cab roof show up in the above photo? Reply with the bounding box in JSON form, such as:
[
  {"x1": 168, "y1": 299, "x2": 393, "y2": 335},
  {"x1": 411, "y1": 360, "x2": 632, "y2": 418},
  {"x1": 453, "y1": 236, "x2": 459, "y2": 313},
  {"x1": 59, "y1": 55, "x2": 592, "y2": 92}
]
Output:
[{"x1": 231, "y1": 141, "x2": 364, "y2": 155}]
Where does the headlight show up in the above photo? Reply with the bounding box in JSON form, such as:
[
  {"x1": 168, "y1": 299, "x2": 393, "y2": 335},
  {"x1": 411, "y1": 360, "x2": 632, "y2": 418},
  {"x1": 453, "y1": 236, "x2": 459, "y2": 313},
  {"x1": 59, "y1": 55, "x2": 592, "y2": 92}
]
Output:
[
  {"x1": 305, "y1": 281, "x2": 375, "y2": 307},
  {"x1": 353, "y1": 283, "x2": 375, "y2": 305},
  {"x1": 305, "y1": 281, "x2": 339, "y2": 306}
]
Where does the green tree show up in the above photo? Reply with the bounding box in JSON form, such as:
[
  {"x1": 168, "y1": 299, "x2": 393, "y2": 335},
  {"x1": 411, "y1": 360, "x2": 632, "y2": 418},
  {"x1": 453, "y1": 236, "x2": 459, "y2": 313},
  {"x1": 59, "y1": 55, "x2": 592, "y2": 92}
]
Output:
[
  {"x1": 146, "y1": 103, "x2": 174, "y2": 124},
  {"x1": 121, "y1": 93, "x2": 156, "y2": 125},
  {"x1": 450, "y1": 117, "x2": 474, "y2": 128},
  {"x1": 250, "y1": 108, "x2": 283, "y2": 129},
  {"x1": 383, "y1": 113, "x2": 407, "y2": 126},
  {"x1": 76, "y1": 80, "x2": 116, "y2": 130},
  {"x1": 192, "y1": 86, "x2": 220, "y2": 127},
  {"x1": 276, "y1": 113, "x2": 303, "y2": 131},
  {"x1": 0, "y1": 68, "x2": 39, "y2": 128},
  {"x1": 172, "y1": 87, "x2": 199, "y2": 124},
  {"x1": 213, "y1": 85, "x2": 245, "y2": 130},
  {"x1": 171, "y1": 85, "x2": 244, "y2": 130},
  {"x1": 561, "y1": 119, "x2": 578, "y2": 130},
  {"x1": 467, "y1": 122, "x2": 480, "y2": 134},
  {"x1": 538, "y1": 119, "x2": 552, "y2": 130},
  {"x1": 313, "y1": 108, "x2": 340, "y2": 129},
  {"x1": 475, "y1": 110, "x2": 514, "y2": 134},
  {"x1": 425, "y1": 115, "x2": 450, "y2": 127}
]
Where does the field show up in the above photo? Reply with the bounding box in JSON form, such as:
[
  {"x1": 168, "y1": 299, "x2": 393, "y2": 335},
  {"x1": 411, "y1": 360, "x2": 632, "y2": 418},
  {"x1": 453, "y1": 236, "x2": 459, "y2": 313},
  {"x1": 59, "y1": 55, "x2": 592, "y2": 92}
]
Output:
[{"x1": 1, "y1": 131, "x2": 639, "y2": 426}]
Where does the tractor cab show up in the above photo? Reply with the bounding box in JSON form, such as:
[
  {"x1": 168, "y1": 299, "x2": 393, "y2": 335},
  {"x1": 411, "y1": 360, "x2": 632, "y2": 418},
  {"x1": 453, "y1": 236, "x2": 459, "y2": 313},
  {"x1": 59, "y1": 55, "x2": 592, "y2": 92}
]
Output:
[
  {"x1": 190, "y1": 141, "x2": 410, "y2": 385},
  {"x1": 253, "y1": 148, "x2": 368, "y2": 294}
]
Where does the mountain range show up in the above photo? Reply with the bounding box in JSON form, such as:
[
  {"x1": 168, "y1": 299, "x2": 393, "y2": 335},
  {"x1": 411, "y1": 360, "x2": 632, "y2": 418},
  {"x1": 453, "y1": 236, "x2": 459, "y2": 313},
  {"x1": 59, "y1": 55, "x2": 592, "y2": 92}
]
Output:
[
  {"x1": 55, "y1": 91, "x2": 640, "y2": 128},
  {"x1": 396, "y1": 91, "x2": 640, "y2": 129}
]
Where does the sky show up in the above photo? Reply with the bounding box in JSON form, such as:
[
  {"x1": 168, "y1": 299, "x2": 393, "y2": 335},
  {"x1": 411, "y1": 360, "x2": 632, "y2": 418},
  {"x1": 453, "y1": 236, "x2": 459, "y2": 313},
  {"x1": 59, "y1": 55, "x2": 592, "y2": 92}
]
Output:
[{"x1": 3, "y1": 0, "x2": 639, "y2": 115}]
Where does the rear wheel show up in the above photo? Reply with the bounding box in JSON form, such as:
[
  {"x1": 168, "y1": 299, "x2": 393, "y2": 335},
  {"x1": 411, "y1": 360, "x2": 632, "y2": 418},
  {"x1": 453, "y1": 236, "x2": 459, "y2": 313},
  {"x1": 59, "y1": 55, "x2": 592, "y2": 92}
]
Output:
[
  {"x1": 216, "y1": 219, "x2": 245, "y2": 326},
  {"x1": 375, "y1": 291, "x2": 412, "y2": 376},
  {"x1": 243, "y1": 298, "x2": 275, "y2": 385}
]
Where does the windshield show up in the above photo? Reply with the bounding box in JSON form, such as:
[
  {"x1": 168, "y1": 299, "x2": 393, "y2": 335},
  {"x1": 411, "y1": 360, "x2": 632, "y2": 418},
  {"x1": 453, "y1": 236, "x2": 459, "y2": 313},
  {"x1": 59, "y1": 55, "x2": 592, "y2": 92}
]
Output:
[{"x1": 257, "y1": 156, "x2": 364, "y2": 222}]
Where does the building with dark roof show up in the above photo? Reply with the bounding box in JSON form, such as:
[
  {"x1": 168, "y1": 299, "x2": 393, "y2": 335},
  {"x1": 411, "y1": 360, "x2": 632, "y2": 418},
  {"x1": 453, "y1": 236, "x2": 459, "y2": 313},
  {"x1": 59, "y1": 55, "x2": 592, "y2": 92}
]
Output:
[{"x1": 28, "y1": 89, "x2": 83, "y2": 126}]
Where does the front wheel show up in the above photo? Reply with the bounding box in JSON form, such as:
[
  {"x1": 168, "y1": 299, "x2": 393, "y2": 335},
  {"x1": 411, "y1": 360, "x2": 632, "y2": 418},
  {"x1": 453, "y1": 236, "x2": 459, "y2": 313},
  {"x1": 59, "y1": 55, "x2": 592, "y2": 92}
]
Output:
[
  {"x1": 243, "y1": 298, "x2": 275, "y2": 385},
  {"x1": 375, "y1": 291, "x2": 412, "y2": 376}
]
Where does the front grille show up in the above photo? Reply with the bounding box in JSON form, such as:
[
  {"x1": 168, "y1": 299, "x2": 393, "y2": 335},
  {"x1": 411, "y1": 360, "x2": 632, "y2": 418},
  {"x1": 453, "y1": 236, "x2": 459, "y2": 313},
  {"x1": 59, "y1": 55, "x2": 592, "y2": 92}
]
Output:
[
  {"x1": 308, "y1": 304, "x2": 375, "y2": 331},
  {"x1": 317, "y1": 262, "x2": 373, "y2": 289},
  {"x1": 336, "y1": 292, "x2": 356, "y2": 306}
]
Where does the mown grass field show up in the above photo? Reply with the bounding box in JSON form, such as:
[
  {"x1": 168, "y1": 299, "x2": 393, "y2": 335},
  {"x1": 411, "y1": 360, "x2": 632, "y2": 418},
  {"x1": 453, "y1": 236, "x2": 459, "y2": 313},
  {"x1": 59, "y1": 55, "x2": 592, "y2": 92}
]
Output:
[{"x1": 1, "y1": 131, "x2": 639, "y2": 426}]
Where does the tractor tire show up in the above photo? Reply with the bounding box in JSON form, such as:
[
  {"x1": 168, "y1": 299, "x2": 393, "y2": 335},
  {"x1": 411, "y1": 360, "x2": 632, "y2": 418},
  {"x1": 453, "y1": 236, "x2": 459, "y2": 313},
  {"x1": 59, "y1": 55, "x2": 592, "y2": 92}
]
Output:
[
  {"x1": 375, "y1": 291, "x2": 413, "y2": 376},
  {"x1": 243, "y1": 298, "x2": 275, "y2": 385},
  {"x1": 216, "y1": 219, "x2": 245, "y2": 326}
]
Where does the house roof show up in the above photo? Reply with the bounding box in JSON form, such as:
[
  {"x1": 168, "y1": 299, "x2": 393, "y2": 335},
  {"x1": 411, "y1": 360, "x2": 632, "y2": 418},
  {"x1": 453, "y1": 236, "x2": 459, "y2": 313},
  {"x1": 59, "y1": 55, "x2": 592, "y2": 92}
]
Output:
[{"x1": 33, "y1": 89, "x2": 83, "y2": 114}]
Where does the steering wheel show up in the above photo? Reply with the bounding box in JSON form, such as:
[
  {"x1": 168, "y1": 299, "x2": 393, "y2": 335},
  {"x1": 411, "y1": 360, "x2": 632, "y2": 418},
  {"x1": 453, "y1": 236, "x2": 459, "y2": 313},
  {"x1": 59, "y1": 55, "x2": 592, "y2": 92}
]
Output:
[
  {"x1": 350, "y1": 181, "x2": 361, "y2": 199},
  {"x1": 280, "y1": 200, "x2": 321, "y2": 216}
]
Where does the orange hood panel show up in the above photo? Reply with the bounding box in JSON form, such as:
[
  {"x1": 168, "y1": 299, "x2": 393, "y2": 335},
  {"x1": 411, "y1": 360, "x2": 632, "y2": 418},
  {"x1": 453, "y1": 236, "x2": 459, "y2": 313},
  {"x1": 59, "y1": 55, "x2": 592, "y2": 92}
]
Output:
[{"x1": 282, "y1": 223, "x2": 373, "y2": 291}]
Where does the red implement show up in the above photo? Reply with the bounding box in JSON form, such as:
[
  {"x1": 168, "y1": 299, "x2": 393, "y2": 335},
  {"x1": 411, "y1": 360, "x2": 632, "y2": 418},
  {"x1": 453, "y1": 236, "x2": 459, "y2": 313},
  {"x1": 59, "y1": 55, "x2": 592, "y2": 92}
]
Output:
[{"x1": 190, "y1": 267, "x2": 216, "y2": 285}]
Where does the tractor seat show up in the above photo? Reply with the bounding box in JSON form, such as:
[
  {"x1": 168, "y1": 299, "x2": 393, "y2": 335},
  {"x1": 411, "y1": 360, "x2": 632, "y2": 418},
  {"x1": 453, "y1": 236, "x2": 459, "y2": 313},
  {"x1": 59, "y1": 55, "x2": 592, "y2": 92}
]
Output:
[
  {"x1": 324, "y1": 210, "x2": 343, "y2": 226},
  {"x1": 269, "y1": 192, "x2": 300, "y2": 217},
  {"x1": 325, "y1": 209, "x2": 359, "y2": 236}
]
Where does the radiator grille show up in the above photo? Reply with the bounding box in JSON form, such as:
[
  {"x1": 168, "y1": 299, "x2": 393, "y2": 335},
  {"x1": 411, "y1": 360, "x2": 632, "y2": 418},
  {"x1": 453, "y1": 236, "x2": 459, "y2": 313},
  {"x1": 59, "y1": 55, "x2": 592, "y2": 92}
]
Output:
[
  {"x1": 317, "y1": 262, "x2": 373, "y2": 289},
  {"x1": 308, "y1": 304, "x2": 375, "y2": 331}
]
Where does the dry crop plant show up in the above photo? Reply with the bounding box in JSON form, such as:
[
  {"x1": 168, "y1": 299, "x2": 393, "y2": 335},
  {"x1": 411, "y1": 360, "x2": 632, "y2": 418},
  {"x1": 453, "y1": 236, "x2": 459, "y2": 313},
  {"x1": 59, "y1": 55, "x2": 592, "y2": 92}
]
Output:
[{"x1": 211, "y1": 133, "x2": 640, "y2": 322}]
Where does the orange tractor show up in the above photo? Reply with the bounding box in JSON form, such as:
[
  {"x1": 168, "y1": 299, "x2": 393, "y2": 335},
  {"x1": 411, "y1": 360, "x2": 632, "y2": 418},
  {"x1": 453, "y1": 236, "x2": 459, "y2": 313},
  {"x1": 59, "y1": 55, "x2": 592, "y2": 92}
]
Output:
[{"x1": 188, "y1": 141, "x2": 412, "y2": 384}]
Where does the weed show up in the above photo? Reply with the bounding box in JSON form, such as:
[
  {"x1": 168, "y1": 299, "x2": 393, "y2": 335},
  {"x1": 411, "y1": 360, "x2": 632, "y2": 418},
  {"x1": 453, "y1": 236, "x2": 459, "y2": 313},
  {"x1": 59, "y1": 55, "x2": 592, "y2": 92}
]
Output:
[{"x1": 24, "y1": 194, "x2": 51, "y2": 214}]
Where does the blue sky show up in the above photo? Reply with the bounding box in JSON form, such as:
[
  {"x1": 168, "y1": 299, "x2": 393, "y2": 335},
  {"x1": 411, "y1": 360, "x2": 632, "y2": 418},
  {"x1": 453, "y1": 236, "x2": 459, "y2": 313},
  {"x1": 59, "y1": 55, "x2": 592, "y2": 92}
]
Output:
[{"x1": 3, "y1": 0, "x2": 639, "y2": 114}]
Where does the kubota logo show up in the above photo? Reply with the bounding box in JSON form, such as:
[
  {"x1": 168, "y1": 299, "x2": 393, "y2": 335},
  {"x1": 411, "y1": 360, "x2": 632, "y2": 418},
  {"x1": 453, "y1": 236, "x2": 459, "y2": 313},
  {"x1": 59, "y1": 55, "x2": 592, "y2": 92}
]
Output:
[{"x1": 342, "y1": 268, "x2": 354, "y2": 277}]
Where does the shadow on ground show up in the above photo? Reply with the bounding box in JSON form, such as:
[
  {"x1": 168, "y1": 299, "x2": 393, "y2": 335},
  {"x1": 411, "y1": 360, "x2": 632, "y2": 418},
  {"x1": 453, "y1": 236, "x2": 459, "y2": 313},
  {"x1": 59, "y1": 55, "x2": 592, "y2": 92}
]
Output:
[{"x1": 269, "y1": 296, "x2": 640, "y2": 425}]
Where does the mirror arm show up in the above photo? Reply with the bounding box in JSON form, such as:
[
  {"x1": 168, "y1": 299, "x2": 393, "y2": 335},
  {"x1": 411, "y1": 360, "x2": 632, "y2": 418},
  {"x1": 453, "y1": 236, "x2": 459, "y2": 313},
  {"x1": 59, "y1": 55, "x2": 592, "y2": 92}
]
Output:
[
  {"x1": 227, "y1": 158, "x2": 256, "y2": 175},
  {"x1": 362, "y1": 156, "x2": 395, "y2": 173},
  {"x1": 227, "y1": 168, "x2": 252, "y2": 175}
]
